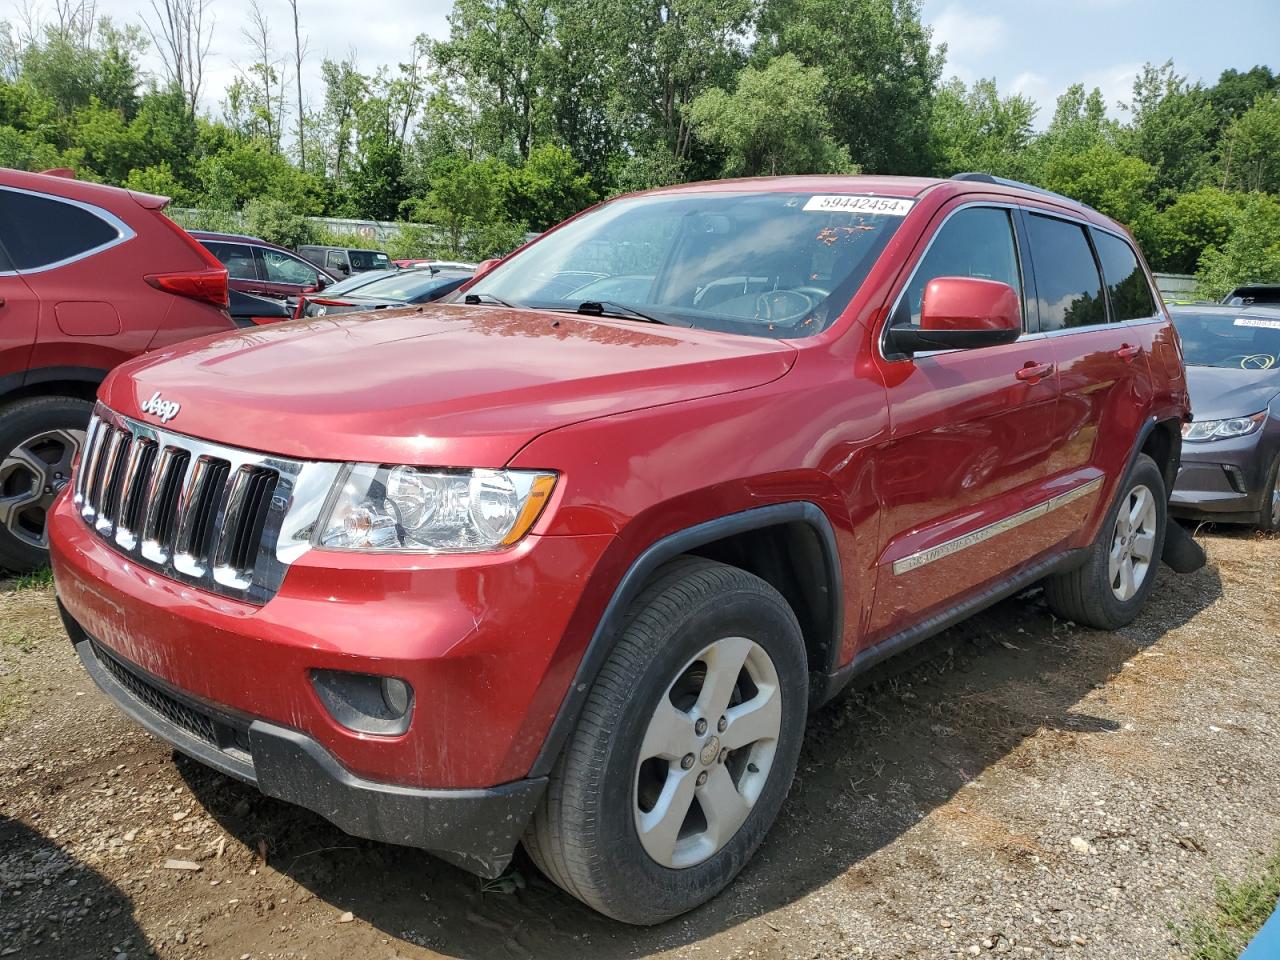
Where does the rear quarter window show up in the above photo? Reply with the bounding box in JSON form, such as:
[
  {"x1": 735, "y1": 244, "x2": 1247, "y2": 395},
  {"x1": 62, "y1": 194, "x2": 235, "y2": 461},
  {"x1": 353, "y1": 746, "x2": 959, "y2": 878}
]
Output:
[
  {"x1": 0, "y1": 188, "x2": 123, "y2": 270},
  {"x1": 1026, "y1": 214, "x2": 1106, "y2": 331},
  {"x1": 1093, "y1": 230, "x2": 1157, "y2": 321}
]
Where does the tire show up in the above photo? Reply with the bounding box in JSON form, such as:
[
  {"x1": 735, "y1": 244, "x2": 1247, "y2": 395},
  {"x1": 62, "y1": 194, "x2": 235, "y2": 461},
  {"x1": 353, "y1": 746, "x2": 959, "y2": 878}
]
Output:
[
  {"x1": 524, "y1": 557, "x2": 808, "y2": 924},
  {"x1": 1258, "y1": 455, "x2": 1280, "y2": 533},
  {"x1": 0, "y1": 396, "x2": 93, "y2": 573},
  {"x1": 1044, "y1": 453, "x2": 1167, "y2": 631}
]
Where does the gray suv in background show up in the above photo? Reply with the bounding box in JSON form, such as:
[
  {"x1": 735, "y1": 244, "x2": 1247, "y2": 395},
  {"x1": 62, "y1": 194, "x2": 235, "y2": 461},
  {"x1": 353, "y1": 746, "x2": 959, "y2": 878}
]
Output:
[
  {"x1": 1169, "y1": 304, "x2": 1280, "y2": 531},
  {"x1": 297, "y1": 244, "x2": 392, "y2": 277}
]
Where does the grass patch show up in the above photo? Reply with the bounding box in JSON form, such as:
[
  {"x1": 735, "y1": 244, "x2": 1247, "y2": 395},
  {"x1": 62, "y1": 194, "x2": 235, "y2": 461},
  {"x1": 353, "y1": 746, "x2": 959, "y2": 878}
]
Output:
[
  {"x1": 10, "y1": 567, "x2": 53, "y2": 590},
  {"x1": 1180, "y1": 844, "x2": 1280, "y2": 959}
]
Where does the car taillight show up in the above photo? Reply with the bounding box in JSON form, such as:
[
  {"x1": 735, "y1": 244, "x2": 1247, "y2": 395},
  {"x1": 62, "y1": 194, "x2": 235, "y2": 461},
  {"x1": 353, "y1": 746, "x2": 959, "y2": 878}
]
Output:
[
  {"x1": 145, "y1": 268, "x2": 230, "y2": 308},
  {"x1": 309, "y1": 298, "x2": 353, "y2": 307}
]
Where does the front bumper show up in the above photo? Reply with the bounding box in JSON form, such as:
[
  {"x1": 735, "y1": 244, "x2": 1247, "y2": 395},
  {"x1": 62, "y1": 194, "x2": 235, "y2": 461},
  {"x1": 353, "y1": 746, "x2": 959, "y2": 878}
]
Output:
[
  {"x1": 66, "y1": 615, "x2": 542, "y2": 876},
  {"x1": 1170, "y1": 431, "x2": 1273, "y2": 522}
]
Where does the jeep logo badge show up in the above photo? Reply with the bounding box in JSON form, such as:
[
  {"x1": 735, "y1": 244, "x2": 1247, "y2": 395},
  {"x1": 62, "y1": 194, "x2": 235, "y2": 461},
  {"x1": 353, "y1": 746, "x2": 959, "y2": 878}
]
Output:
[{"x1": 140, "y1": 391, "x2": 180, "y2": 424}]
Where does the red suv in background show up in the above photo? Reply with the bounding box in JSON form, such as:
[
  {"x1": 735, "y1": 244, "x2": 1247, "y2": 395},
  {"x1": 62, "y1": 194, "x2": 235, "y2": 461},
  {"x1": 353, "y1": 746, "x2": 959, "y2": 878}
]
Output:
[
  {"x1": 0, "y1": 168, "x2": 233, "y2": 570},
  {"x1": 51, "y1": 174, "x2": 1199, "y2": 924}
]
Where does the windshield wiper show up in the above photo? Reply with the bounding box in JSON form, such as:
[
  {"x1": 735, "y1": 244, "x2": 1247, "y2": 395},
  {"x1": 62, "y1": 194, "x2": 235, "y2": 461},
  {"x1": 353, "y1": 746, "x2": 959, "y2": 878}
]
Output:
[
  {"x1": 464, "y1": 292, "x2": 516, "y2": 307},
  {"x1": 574, "y1": 300, "x2": 675, "y2": 325}
]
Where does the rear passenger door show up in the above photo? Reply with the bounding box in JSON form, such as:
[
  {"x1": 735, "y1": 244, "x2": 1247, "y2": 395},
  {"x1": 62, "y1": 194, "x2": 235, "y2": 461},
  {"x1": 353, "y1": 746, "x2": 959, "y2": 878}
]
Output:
[
  {"x1": 871, "y1": 203, "x2": 1069, "y2": 636},
  {"x1": 1023, "y1": 212, "x2": 1157, "y2": 493}
]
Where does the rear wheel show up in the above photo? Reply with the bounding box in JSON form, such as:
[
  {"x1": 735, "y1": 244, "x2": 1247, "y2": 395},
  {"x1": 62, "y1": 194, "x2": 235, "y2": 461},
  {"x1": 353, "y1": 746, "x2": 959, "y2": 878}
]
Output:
[
  {"x1": 1044, "y1": 453, "x2": 1167, "y2": 630},
  {"x1": 524, "y1": 557, "x2": 808, "y2": 924},
  {"x1": 0, "y1": 397, "x2": 91, "y2": 572}
]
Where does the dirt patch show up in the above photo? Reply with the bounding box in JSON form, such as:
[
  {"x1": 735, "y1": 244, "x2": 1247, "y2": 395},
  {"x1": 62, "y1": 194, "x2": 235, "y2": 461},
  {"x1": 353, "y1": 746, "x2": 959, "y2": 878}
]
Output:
[{"x1": 1, "y1": 528, "x2": 1278, "y2": 959}]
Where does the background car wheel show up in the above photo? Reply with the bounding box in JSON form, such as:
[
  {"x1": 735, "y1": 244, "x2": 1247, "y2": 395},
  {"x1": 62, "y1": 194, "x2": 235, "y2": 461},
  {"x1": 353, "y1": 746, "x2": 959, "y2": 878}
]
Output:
[
  {"x1": 0, "y1": 396, "x2": 92, "y2": 573},
  {"x1": 1044, "y1": 453, "x2": 1167, "y2": 631},
  {"x1": 1259, "y1": 455, "x2": 1280, "y2": 533},
  {"x1": 523, "y1": 556, "x2": 808, "y2": 924}
]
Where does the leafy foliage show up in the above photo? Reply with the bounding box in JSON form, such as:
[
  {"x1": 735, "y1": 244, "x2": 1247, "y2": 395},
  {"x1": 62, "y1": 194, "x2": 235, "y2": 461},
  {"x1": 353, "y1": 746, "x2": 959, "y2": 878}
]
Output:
[{"x1": 0, "y1": 3, "x2": 1276, "y2": 294}]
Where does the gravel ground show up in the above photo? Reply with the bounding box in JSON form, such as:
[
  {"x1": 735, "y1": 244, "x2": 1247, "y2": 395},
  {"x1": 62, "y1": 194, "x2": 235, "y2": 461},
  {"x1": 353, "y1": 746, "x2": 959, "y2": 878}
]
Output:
[{"x1": 0, "y1": 525, "x2": 1277, "y2": 959}]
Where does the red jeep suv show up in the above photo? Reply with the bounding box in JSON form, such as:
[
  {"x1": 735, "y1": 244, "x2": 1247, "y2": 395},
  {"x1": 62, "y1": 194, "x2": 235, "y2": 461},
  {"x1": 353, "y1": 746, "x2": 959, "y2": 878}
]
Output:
[
  {"x1": 50, "y1": 174, "x2": 1196, "y2": 924},
  {"x1": 0, "y1": 168, "x2": 233, "y2": 570}
]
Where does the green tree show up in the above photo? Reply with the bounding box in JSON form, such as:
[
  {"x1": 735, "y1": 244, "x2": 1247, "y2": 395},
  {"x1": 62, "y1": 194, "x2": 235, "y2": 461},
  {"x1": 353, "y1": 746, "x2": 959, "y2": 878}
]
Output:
[
  {"x1": 928, "y1": 77, "x2": 1037, "y2": 178},
  {"x1": 1195, "y1": 193, "x2": 1280, "y2": 300},
  {"x1": 501, "y1": 143, "x2": 595, "y2": 230},
  {"x1": 1207, "y1": 65, "x2": 1278, "y2": 128},
  {"x1": 124, "y1": 161, "x2": 192, "y2": 204},
  {"x1": 1218, "y1": 93, "x2": 1280, "y2": 194},
  {"x1": 687, "y1": 54, "x2": 851, "y2": 177},
  {"x1": 1149, "y1": 187, "x2": 1244, "y2": 274},
  {"x1": 1039, "y1": 142, "x2": 1157, "y2": 247},
  {"x1": 1122, "y1": 62, "x2": 1216, "y2": 198},
  {"x1": 410, "y1": 155, "x2": 526, "y2": 259},
  {"x1": 756, "y1": 0, "x2": 942, "y2": 172}
]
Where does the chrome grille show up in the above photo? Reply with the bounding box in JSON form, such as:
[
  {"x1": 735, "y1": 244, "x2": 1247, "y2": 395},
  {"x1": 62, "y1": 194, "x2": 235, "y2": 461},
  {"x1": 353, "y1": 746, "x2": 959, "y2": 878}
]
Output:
[{"x1": 72, "y1": 405, "x2": 341, "y2": 604}]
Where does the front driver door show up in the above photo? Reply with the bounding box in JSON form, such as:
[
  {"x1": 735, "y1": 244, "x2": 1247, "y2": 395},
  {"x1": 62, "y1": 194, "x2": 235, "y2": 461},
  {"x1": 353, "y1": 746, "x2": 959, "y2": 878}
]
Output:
[{"x1": 868, "y1": 202, "x2": 1071, "y2": 642}]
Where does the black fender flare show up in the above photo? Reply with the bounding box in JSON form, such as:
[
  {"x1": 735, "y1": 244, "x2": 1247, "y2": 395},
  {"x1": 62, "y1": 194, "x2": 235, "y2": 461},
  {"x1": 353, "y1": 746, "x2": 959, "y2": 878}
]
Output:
[
  {"x1": 527, "y1": 501, "x2": 844, "y2": 778},
  {"x1": 1114, "y1": 415, "x2": 1204, "y2": 574}
]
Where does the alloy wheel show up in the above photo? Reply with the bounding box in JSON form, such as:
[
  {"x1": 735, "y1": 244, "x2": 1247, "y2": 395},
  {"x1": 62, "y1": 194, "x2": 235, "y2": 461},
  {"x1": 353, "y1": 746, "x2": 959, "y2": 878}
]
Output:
[
  {"x1": 633, "y1": 635, "x2": 781, "y2": 869},
  {"x1": 1108, "y1": 482, "x2": 1157, "y2": 602},
  {"x1": 0, "y1": 428, "x2": 85, "y2": 548}
]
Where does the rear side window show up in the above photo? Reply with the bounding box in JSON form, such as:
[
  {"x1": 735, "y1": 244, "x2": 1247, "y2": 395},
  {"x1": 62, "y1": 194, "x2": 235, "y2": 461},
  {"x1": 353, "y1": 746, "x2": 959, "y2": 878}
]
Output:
[
  {"x1": 1026, "y1": 214, "x2": 1106, "y2": 331},
  {"x1": 1093, "y1": 230, "x2": 1157, "y2": 321},
  {"x1": 894, "y1": 206, "x2": 1023, "y2": 328},
  {"x1": 202, "y1": 241, "x2": 259, "y2": 280},
  {"x1": 0, "y1": 188, "x2": 122, "y2": 270}
]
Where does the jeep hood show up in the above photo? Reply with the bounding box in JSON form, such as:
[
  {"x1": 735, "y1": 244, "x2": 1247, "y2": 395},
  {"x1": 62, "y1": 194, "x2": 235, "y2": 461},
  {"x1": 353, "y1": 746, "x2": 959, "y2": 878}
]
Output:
[{"x1": 101, "y1": 304, "x2": 797, "y2": 465}]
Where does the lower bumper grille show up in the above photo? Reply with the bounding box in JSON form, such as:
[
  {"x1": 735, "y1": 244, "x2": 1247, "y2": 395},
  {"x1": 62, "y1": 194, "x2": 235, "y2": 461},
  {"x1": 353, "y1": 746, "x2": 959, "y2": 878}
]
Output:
[{"x1": 89, "y1": 640, "x2": 252, "y2": 757}]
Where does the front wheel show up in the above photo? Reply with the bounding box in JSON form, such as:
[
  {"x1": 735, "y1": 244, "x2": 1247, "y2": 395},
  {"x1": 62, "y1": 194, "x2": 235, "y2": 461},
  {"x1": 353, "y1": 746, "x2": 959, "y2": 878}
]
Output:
[
  {"x1": 1044, "y1": 453, "x2": 1167, "y2": 630},
  {"x1": 524, "y1": 557, "x2": 808, "y2": 924}
]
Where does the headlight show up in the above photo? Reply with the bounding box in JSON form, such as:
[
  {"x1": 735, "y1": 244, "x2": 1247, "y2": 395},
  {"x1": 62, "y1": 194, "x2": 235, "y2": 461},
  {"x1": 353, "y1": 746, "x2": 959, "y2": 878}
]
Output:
[
  {"x1": 1181, "y1": 412, "x2": 1266, "y2": 442},
  {"x1": 316, "y1": 464, "x2": 557, "y2": 552}
]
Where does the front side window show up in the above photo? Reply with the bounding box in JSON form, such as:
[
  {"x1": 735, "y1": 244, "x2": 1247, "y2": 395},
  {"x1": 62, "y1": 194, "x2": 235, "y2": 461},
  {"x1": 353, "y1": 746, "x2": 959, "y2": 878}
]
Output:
[
  {"x1": 260, "y1": 249, "x2": 318, "y2": 285},
  {"x1": 1027, "y1": 214, "x2": 1106, "y2": 331},
  {"x1": 349, "y1": 250, "x2": 391, "y2": 271},
  {"x1": 1093, "y1": 230, "x2": 1157, "y2": 321},
  {"x1": 462, "y1": 191, "x2": 912, "y2": 338},
  {"x1": 892, "y1": 206, "x2": 1022, "y2": 328},
  {"x1": 325, "y1": 250, "x2": 347, "y2": 270},
  {"x1": 0, "y1": 188, "x2": 122, "y2": 270},
  {"x1": 202, "y1": 241, "x2": 259, "y2": 280}
]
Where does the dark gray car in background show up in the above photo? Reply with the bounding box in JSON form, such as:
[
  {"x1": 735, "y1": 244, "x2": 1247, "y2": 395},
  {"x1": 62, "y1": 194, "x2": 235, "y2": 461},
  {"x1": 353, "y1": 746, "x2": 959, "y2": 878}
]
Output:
[{"x1": 1169, "y1": 304, "x2": 1280, "y2": 530}]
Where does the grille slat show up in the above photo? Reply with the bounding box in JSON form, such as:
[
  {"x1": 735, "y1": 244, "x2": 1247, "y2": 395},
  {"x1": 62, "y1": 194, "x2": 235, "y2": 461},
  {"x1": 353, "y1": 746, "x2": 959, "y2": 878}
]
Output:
[
  {"x1": 70, "y1": 405, "x2": 313, "y2": 605},
  {"x1": 115, "y1": 438, "x2": 158, "y2": 548}
]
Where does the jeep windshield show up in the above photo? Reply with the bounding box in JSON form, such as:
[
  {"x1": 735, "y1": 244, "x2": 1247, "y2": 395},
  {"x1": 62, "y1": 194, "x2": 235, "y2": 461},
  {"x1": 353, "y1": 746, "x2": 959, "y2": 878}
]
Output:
[{"x1": 457, "y1": 191, "x2": 913, "y2": 338}]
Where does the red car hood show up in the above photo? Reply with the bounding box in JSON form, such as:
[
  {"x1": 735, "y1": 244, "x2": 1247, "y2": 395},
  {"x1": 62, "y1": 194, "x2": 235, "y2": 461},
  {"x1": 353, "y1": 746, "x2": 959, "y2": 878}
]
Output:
[{"x1": 100, "y1": 304, "x2": 797, "y2": 465}]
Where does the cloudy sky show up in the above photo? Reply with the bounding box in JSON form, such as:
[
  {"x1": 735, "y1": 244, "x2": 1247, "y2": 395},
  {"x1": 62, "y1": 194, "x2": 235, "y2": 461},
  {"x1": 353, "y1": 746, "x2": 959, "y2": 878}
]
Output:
[{"x1": 53, "y1": 0, "x2": 1280, "y2": 128}]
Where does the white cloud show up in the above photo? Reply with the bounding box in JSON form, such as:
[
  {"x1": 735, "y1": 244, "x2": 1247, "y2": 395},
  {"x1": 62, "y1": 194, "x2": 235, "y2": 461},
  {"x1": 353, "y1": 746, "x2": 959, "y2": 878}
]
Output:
[
  {"x1": 1082, "y1": 62, "x2": 1143, "y2": 114},
  {"x1": 930, "y1": 3, "x2": 1009, "y2": 62}
]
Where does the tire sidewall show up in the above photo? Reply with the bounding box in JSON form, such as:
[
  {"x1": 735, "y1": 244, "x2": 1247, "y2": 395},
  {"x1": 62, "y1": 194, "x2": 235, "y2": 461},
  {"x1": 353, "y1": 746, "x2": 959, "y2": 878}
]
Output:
[
  {"x1": 1259, "y1": 454, "x2": 1280, "y2": 533},
  {"x1": 0, "y1": 397, "x2": 93, "y2": 572},
  {"x1": 576, "y1": 579, "x2": 807, "y2": 921}
]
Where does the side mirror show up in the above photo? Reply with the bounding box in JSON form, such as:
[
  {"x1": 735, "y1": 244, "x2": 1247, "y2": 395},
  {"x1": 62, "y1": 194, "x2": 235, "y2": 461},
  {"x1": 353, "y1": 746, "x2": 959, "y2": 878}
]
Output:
[
  {"x1": 886, "y1": 277, "x2": 1022, "y2": 356},
  {"x1": 313, "y1": 275, "x2": 328, "y2": 292},
  {"x1": 474, "y1": 257, "x2": 502, "y2": 279}
]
